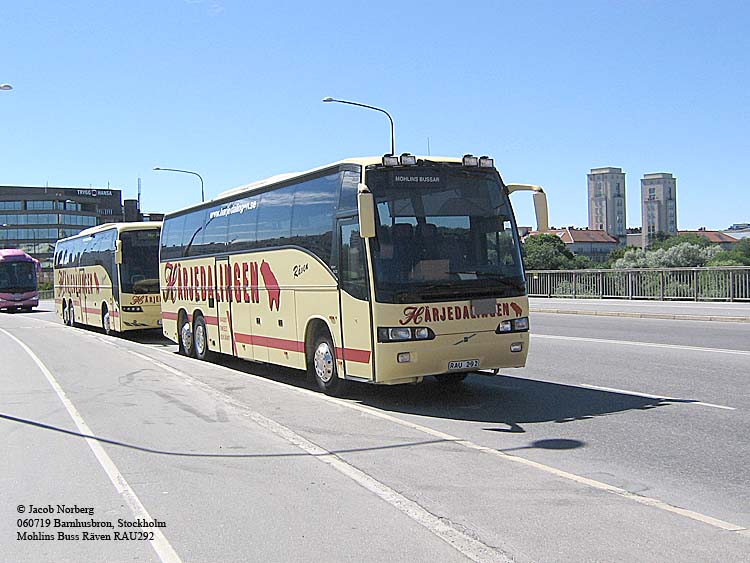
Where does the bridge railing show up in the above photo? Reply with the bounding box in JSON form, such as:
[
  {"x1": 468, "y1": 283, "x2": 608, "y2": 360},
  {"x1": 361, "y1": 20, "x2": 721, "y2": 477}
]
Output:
[{"x1": 526, "y1": 267, "x2": 750, "y2": 301}]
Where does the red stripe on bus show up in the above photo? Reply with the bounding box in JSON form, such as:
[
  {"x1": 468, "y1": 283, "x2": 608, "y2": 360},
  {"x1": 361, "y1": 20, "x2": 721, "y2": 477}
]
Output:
[
  {"x1": 84, "y1": 307, "x2": 100, "y2": 315},
  {"x1": 336, "y1": 347, "x2": 372, "y2": 364},
  {"x1": 233, "y1": 332, "x2": 304, "y2": 353},
  {"x1": 232, "y1": 332, "x2": 370, "y2": 363},
  {"x1": 204, "y1": 316, "x2": 219, "y2": 326},
  {"x1": 162, "y1": 312, "x2": 178, "y2": 321}
]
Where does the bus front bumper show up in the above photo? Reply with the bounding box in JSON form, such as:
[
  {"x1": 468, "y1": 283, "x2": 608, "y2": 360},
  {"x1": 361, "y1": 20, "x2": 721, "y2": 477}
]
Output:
[{"x1": 373, "y1": 330, "x2": 529, "y2": 384}]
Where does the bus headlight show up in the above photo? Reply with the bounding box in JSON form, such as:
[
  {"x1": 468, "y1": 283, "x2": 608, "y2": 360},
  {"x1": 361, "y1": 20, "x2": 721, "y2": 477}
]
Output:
[
  {"x1": 495, "y1": 317, "x2": 529, "y2": 333},
  {"x1": 378, "y1": 326, "x2": 435, "y2": 342},
  {"x1": 414, "y1": 327, "x2": 431, "y2": 339}
]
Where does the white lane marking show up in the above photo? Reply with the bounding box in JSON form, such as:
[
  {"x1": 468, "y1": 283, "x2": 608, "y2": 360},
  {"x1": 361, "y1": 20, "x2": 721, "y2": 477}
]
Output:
[
  {"x1": 0, "y1": 328, "x2": 183, "y2": 563},
  {"x1": 125, "y1": 350, "x2": 510, "y2": 563},
  {"x1": 13, "y1": 315, "x2": 750, "y2": 537},
  {"x1": 533, "y1": 333, "x2": 750, "y2": 356},
  {"x1": 578, "y1": 384, "x2": 736, "y2": 411}
]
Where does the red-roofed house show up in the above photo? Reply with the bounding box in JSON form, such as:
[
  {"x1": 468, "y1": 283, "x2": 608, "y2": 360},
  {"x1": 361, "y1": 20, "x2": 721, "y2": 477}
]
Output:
[
  {"x1": 525, "y1": 228, "x2": 619, "y2": 263},
  {"x1": 678, "y1": 230, "x2": 739, "y2": 250}
]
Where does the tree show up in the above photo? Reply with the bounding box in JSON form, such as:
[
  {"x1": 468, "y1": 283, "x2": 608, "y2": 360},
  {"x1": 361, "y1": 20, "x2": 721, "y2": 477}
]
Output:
[
  {"x1": 522, "y1": 234, "x2": 575, "y2": 270},
  {"x1": 614, "y1": 242, "x2": 720, "y2": 268},
  {"x1": 605, "y1": 245, "x2": 629, "y2": 268},
  {"x1": 650, "y1": 232, "x2": 711, "y2": 250},
  {"x1": 707, "y1": 238, "x2": 750, "y2": 266}
]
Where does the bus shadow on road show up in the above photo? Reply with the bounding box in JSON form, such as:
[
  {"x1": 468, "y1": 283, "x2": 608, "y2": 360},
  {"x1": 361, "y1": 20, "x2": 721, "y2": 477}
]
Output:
[
  {"x1": 346, "y1": 374, "x2": 672, "y2": 433},
  {"x1": 197, "y1": 353, "x2": 673, "y2": 434}
]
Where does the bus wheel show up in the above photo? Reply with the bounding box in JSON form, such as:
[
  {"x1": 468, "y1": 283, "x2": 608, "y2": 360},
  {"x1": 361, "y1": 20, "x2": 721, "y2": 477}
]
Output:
[
  {"x1": 309, "y1": 332, "x2": 347, "y2": 396},
  {"x1": 435, "y1": 373, "x2": 468, "y2": 386},
  {"x1": 178, "y1": 312, "x2": 195, "y2": 357},
  {"x1": 102, "y1": 305, "x2": 113, "y2": 336},
  {"x1": 62, "y1": 302, "x2": 69, "y2": 325},
  {"x1": 67, "y1": 301, "x2": 75, "y2": 326},
  {"x1": 193, "y1": 315, "x2": 209, "y2": 361}
]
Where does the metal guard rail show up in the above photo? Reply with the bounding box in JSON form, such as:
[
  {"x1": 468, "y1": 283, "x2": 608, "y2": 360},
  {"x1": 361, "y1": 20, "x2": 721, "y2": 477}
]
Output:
[{"x1": 525, "y1": 266, "x2": 750, "y2": 302}]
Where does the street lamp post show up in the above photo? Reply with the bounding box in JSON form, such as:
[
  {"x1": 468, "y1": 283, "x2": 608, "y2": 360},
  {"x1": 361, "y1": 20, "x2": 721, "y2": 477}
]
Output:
[
  {"x1": 322, "y1": 97, "x2": 395, "y2": 155},
  {"x1": 153, "y1": 167, "x2": 205, "y2": 202}
]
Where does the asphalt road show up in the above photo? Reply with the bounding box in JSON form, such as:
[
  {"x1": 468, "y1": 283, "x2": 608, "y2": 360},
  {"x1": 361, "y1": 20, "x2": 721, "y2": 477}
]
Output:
[{"x1": 1, "y1": 301, "x2": 748, "y2": 562}]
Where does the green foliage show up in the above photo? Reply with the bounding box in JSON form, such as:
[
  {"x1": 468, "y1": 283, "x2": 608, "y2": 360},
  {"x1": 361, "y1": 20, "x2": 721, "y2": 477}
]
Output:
[
  {"x1": 707, "y1": 238, "x2": 750, "y2": 266},
  {"x1": 605, "y1": 246, "x2": 629, "y2": 268},
  {"x1": 650, "y1": 232, "x2": 711, "y2": 250},
  {"x1": 522, "y1": 234, "x2": 575, "y2": 270},
  {"x1": 38, "y1": 281, "x2": 53, "y2": 291},
  {"x1": 613, "y1": 242, "x2": 720, "y2": 269}
]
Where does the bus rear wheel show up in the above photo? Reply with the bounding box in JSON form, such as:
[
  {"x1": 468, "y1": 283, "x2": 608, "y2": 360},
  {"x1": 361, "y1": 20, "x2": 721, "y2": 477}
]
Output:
[
  {"x1": 193, "y1": 315, "x2": 209, "y2": 361},
  {"x1": 102, "y1": 305, "x2": 114, "y2": 336},
  {"x1": 309, "y1": 331, "x2": 347, "y2": 396},
  {"x1": 62, "y1": 302, "x2": 69, "y2": 325},
  {"x1": 66, "y1": 300, "x2": 75, "y2": 326},
  {"x1": 178, "y1": 312, "x2": 195, "y2": 357}
]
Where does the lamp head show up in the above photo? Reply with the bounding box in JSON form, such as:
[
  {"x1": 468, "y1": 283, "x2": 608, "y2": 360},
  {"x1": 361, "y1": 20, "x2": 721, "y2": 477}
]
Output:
[{"x1": 322, "y1": 97, "x2": 334, "y2": 102}]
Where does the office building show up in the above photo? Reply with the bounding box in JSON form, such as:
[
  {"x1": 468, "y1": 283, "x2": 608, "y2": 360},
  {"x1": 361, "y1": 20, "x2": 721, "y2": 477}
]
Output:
[
  {"x1": 587, "y1": 167, "x2": 626, "y2": 241},
  {"x1": 0, "y1": 185, "x2": 123, "y2": 280},
  {"x1": 641, "y1": 173, "x2": 677, "y2": 247}
]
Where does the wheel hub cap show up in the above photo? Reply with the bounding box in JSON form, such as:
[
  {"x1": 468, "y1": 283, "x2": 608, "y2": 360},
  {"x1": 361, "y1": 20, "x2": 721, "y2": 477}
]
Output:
[
  {"x1": 181, "y1": 323, "x2": 193, "y2": 351},
  {"x1": 195, "y1": 325, "x2": 205, "y2": 355},
  {"x1": 314, "y1": 343, "x2": 334, "y2": 383}
]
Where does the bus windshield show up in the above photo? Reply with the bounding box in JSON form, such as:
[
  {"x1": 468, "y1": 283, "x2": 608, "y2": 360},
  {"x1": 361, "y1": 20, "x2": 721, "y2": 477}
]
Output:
[
  {"x1": 120, "y1": 229, "x2": 160, "y2": 294},
  {"x1": 0, "y1": 261, "x2": 37, "y2": 293},
  {"x1": 367, "y1": 165, "x2": 525, "y2": 303}
]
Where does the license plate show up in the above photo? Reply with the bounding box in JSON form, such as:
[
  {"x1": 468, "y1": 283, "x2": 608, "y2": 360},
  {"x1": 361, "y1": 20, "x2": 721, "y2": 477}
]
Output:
[{"x1": 448, "y1": 359, "x2": 479, "y2": 371}]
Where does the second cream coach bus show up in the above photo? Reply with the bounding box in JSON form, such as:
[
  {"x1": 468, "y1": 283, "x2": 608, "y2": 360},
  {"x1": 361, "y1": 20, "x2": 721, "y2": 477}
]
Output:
[
  {"x1": 54, "y1": 222, "x2": 162, "y2": 333},
  {"x1": 159, "y1": 154, "x2": 548, "y2": 395}
]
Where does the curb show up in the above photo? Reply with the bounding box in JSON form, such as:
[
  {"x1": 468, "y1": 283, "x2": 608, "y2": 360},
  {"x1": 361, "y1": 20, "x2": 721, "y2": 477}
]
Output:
[{"x1": 529, "y1": 308, "x2": 750, "y2": 323}]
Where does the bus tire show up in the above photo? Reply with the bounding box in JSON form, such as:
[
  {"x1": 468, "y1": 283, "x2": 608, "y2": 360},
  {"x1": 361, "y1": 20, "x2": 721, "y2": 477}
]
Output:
[
  {"x1": 67, "y1": 300, "x2": 75, "y2": 326},
  {"x1": 193, "y1": 315, "x2": 210, "y2": 361},
  {"x1": 62, "y1": 302, "x2": 69, "y2": 325},
  {"x1": 178, "y1": 311, "x2": 195, "y2": 357},
  {"x1": 309, "y1": 331, "x2": 347, "y2": 396},
  {"x1": 102, "y1": 305, "x2": 114, "y2": 336}
]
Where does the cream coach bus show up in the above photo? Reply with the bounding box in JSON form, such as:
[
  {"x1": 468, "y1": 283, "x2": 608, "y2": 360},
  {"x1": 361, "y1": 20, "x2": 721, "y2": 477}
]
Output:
[
  {"x1": 160, "y1": 154, "x2": 548, "y2": 395},
  {"x1": 54, "y1": 222, "x2": 162, "y2": 334}
]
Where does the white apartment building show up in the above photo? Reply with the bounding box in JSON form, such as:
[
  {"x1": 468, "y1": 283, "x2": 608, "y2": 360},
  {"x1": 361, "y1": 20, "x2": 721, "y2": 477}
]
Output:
[
  {"x1": 641, "y1": 172, "x2": 677, "y2": 247},
  {"x1": 587, "y1": 167, "x2": 626, "y2": 241}
]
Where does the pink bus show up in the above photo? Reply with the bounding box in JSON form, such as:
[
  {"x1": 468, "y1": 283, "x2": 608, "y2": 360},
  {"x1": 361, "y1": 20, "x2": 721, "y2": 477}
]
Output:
[{"x1": 0, "y1": 249, "x2": 40, "y2": 312}]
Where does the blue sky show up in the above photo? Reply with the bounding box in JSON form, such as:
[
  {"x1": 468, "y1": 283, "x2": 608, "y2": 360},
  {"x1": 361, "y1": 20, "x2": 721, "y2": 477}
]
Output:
[{"x1": 2, "y1": 1, "x2": 748, "y2": 230}]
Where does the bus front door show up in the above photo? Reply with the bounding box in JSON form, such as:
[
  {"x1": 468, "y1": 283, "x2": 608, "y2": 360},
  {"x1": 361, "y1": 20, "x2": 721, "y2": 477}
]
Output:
[
  {"x1": 215, "y1": 257, "x2": 238, "y2": 356},
  {"x1": 337, "y1": 219, "x2": 374, "y2": 381},
  {"x1": 78, "y1": 266, "x2": 90, "y2": 326}
]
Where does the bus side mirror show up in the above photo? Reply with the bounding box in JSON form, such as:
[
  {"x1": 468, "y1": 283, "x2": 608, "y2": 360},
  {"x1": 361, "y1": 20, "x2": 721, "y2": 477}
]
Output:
[
  {"x1": 115, "y1": 240, "x2": 123, "y2": 264},
  {"x1": 506, "y1": 183, "x2": 549, "y2": 232},
  {"x1": 357, "y1": 184, "x2": 377, "y2": 238}
]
